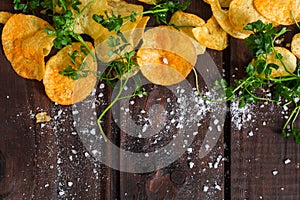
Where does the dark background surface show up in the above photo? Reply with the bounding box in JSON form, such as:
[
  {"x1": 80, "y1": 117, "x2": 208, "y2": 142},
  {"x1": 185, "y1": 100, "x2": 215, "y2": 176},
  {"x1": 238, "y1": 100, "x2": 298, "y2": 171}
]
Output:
[{"x1": 0, "y1": 0, "x2": 299, "y2": 199}]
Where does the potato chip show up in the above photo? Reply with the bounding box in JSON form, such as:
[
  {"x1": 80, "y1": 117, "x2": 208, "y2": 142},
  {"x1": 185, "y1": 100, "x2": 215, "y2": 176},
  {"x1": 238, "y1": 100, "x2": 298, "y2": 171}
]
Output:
[
  {"x1": 219, "y1": 0, "x2": 232, "y2": 7},
  {"x1": 137, "y1": 48, "x2": 194, "y2": 85},
  {"x1": 228, "y1": 0, "x2": 269, "y2": 33},
  {"x1": 291, "y1": 33, "x2": 300, "y2": 59},
  {"x1": 94, "y1": 0, "x2": 143, "y2": 63},
  {"x1": 2, "y1": 14, "x2": 55, "y2": 81},
  {"x1": 0, "y1": 11, "x2": 13, "y2": 24},
  {"x1": 137, "y1": 27, "x2": 196, "y2": 85},
  {"x1": 43, "y1": 42, "x2": 97, "y2": 105},
  {"x1": 169, "y1": 11, "x2": 206, "y2": 54},
  {"x1": 141, "y1": 27, "x2": 196, "y2": 65},
  {"x1": 253, "y1": 0, "x2": 300, "y2": 25},
  {"x1": 253, "y1": 47, "x2": 297, "y2": 78},
  {"x1": 73, "y1": 0, "x2": 108, "y2": 40},
  {"x1": 205, "y1": 0, "x2": 250, "y2": 39},
  {"x1": 132, "y1": 16, "x2": 150, "y2": 48},
  {"x1": 138, "y1": 0, "x2": 157, "y2": 4},
  {"x1": 192, "y1": 16, "x2": 228, "y2": 51}
]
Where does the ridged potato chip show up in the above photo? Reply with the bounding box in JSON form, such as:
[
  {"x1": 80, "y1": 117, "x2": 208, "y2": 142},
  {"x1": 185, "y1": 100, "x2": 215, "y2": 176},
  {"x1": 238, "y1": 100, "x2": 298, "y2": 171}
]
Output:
[
  {"x1": 253, "y1": 0, "x2": 300, "y2": 26},
  {"x1": 205, "y1": 0, "x2": 250, "y2": 39},
  {"x1": 73, "y1": 0, "x2": 108, "y2": 40},
  {"x1": 2, "y1": 14, "x2": 55, "y2": 81},
  {"x1": 291, "y1": 33, "x2": 300, "y2": 59},
  {"x1": 169, "y1": 11, "x2": 206, "y2": 54},
  {"x1": 192, "y1": 16, "x2": 228, "y2": 51},
  {"x1": 228, "y1": 0, "x2": 269, "y2": 33},
  {"x1": 253, "y1": 47, "x2": 297, "y2": 78},
  {"x1": 137, "y1": 27, "x2": 196, "y2": 85},
  {"x1": 0, "y1": 11, "x2": 13, "y2": 24},
  {"x1": 43, "y1": 42, "x2": 97, "y2": 105}
]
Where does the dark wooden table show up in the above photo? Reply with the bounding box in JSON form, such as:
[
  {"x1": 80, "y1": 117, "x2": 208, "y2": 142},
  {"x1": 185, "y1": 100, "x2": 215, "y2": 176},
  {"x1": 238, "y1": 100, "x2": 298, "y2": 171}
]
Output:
[{"x1": 1, "y1": 0, "x2": 300, "y2": 199}]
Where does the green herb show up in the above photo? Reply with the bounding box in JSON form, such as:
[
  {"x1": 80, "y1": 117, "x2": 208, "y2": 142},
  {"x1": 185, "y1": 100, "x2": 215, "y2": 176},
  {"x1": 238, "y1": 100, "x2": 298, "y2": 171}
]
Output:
[
  {"x1": 197, "y1": 20, "x2": 300, "y2": 144},
  {"x1": 13, "y1": 0, "x2": 41, "y2": 13},
  {"x1": 93, "y1": 0, "x2": 190, "y2": 33},
  {"x1": 59, "y1": 46, "x2": 91, "y2": 80},
  {"x1": 97, "y1": 37, "x2": 147, "y2": 141}
]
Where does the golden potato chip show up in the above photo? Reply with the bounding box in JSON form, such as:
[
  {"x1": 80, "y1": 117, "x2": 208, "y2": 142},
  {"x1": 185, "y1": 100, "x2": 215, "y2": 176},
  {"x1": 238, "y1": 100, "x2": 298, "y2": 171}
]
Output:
[
  {"x1": 43, "y1": 42, "x2": 97, "y2": 105},
  {"x1": 140, "y1": 27, "x2": 197, "y2": 65},
  {"x1": 137, "y1": 27, "x2": 197, "y2": 85},
  {"x1": 192, "y1": 16, "x2": 228, "y2": 51},
  {"x1": 205, "y1": 0, "x2": 250, "y2": 39},
  {"x1": 253, "y1": 0, "x2": 300, "y2": 25},
  {"x1": 204, "y1": 0, "x2": 232, "y2": 7},
  {"x1": 228, "y1": 0, "x2": 269, "y2": 33},
  {"x1": 253, "y1": 47, "x2": 297, "y2": 78},
  {"x1": 132, "y1": 16, "x2": 150, "y2": 48},
  {"x1": 137, "y1": 48, "x2": 194, "y2": 85},
  {"x1": 219, "y1": 0, "x2": 232, "y2": 7},
  {"x1": 291, "y1": 33, "x2": 300, "y2": 59},
  {"x1": 138, "y1": 0, "x2": 157, "y2": 4},
  {"x1": 73, "y1": 0, "x2": 108, "y2": 40},
  {"x1": 94, "y1": 0, "x2": 144, "y2": 63},
  {"x1": 169, "y1": 11, "x2": 206, "y2": 54},
  {"x1": 2, "y1": 14, "x2": 55, "y2": 81},
  {"x1": 0, "y1": 11, "x2": 13, "y2": 24}
]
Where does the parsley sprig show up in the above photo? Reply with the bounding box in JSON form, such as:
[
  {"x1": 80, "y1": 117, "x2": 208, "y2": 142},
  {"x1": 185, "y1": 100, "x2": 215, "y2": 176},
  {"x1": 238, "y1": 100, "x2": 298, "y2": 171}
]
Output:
[
  {"x1": 97, "y1": 36, "x2": 147, "y2": 141},
  {"x1": 213, "y1": 20, "x2": 300, "y2": 143},
  {"x1": 93, "y1": 0, "x2": 190, "y2": 33}
]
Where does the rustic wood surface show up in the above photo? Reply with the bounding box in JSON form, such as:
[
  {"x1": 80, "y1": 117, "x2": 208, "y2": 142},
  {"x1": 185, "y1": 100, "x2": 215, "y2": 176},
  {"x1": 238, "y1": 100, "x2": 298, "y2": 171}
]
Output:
[{"x1": 0, "y1": 0, "x2": 299, "y2": 199}]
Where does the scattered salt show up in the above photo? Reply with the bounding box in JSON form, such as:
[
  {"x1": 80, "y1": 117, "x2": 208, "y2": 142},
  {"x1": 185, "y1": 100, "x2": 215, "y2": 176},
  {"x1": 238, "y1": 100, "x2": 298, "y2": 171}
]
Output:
[
  {"x1": 272, "y1": 170, "x2": 278, "y2": 176},
  {"x1": 284, "y1": 159, "x2": 291, "y2": 165}
]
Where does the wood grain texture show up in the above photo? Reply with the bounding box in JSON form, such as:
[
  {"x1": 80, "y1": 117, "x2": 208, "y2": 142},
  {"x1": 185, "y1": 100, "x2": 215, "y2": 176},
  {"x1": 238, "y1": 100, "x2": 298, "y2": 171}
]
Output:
[
  {"x1": 0, "y1": 0, "x2": 299, "y2": 200},
  {"x1": 229, "y1": 36, "x2": 300, "y2": 199}
]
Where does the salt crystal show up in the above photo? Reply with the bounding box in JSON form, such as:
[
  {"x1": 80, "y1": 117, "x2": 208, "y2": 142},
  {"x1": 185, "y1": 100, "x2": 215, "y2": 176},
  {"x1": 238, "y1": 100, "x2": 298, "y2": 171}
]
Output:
[
  {"x1": 68, "y1": 182, "x2": 73, "y2": 187},
  {"x1": 71, "y1": 149, "x2": 77, "y2": 154},
  {"x1": 248, "y1": 131, "x2": 254, "y2": 137},
  {"x1": 90, "y1": 128, "x2": 96, "y2": 135},
  {"x1": 72, "y1": 110, "x2": 79, "y2": 115},
  {"x1": 99, "y1": 83, "x2": 105, "y2": 89},
  {"x1": 214, "y1": 183, "x2": 222, "y2": 191},
  {"x1": 284, "y1": 159, "x2": 291, "y2": 165},
  {"x1": 189, "y1": 162, "x2": 195, "y2": 168},
  {"x1": 59, "y1": 191, "x2": 65, "y2": 196},
  {"x1": 213, "y1": 119, "x2": 219, "y2": 125}
]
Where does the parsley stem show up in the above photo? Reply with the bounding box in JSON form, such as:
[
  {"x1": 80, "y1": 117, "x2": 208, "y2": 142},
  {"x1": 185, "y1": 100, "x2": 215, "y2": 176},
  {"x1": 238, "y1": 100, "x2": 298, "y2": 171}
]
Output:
[
  {"x1": 97, "y1": 78, "x2": 129, "y2": 142},
  {"x1": 283, "y1": 105, "x2": 300, "y2": 131},
  {"x1": 138, "y1": 8, "x2": 169, "y2": 16},
  {"x1": 192, "y1": 68, "x2": 227, "y2": 103},
  {"x1": 244, "y1": 87, "x2": 275, "y2": 102},
  {"x1": 291, "y1": 106, "x2": 300, "y2": 128}
]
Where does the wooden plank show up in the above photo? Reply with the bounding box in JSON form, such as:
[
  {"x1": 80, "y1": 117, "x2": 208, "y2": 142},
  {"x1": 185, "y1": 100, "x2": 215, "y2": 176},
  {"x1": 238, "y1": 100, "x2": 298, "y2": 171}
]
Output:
[
  {"x1": 0, "y1": 1, "x2": 110, "y2": 199},
  {"x1": 229, "y1": 27, "x2": 300, "y2": 199},
  {"x1": 119, "y1": 1, "x2": 227, "y2": 199}
]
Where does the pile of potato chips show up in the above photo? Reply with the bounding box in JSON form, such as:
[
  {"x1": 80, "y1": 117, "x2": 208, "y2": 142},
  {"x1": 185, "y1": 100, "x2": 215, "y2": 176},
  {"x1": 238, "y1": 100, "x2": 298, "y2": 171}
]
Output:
[{"x1": 0, "y1": 0, "x2": 300, "y2": 105}]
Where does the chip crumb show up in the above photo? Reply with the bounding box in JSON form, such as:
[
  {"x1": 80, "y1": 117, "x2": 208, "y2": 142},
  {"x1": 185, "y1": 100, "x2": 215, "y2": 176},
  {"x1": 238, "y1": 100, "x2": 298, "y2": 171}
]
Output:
[{"x1": 35, "y1": 112, "x2": 51, "y2": 123}]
